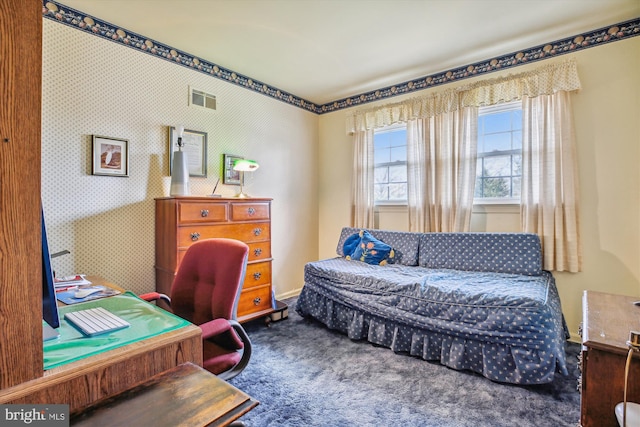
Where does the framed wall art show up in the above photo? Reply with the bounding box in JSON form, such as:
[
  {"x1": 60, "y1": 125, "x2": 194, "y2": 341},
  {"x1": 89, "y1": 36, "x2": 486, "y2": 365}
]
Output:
[
  {"x1": 223, "y1": 154, "x2": 243, "y2": 184},
  {"x1": 91, "y1": 135, "x2": 129, "y2": 177},
  {"x1": 169, "y1": 126, "x2": 208, "y2": 177}
]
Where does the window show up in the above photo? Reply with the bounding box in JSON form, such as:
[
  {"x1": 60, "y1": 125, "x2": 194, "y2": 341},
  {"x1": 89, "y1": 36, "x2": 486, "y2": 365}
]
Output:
[
  {"x1": 372, "y1": 102, "x2": 521, "y2": 205},
  {"x1": 374, "y1": 125, "x2": 407, "y2": 203},
  {"x1": 474, "y1": 101, "x2": 522, "y2": 203}
]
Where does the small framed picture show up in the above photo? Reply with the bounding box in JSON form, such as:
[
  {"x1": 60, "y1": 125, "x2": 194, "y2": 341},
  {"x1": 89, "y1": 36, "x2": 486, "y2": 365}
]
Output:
[
  {"x1": 169, "y1": 127, "x2": 207, "y2": 177},
  {"x1": 91, "y1": 135, "x2": 129, "y2": 177},
  {"x1": 223, "y1": 154, "x2": 243, "y2": 184}
]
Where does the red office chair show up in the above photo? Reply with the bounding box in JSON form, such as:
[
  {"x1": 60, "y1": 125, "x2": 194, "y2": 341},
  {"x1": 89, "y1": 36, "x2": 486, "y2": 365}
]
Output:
[{"x1": 141, "y1": 238, "x2": 252, "y2": 380}]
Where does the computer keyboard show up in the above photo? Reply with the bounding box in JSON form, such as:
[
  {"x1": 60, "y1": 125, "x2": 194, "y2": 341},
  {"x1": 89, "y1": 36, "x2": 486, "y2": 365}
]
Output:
[{"x1": 64, "y1": 307, "x2": 130, "y2": 337}]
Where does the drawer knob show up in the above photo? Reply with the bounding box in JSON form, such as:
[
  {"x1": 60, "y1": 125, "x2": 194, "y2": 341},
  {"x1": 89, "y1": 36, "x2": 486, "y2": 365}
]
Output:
[
  {"x1": 253, "y1": 228, "x2": 262, "y2": 236},
  {"x1": 190, "y1": 232, "x2": 201, "y2": 241},
  {"x1": 253, "y1": 297, "x2": 261, "y2": 306},
  {"x1": 201, "y1": 209, "x2": 209, "y2": 217},
  {"x1": 247, "y1": 207, "x2": 256, "y2": 216},
  {"x1": 254, "y1": 248, "x2": 262, "y2": 256},
  {"x1": 253, "y1": 272, "x2": 261, "y2": 280}
]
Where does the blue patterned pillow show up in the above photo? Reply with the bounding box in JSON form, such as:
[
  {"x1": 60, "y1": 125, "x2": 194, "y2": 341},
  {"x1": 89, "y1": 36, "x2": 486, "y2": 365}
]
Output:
[
  {"x1": 345, "y1": 230, "x2": 395, "y2": 265},
  {"x1": 342, "y1": 232, "x2": 361, "y2": 258}
]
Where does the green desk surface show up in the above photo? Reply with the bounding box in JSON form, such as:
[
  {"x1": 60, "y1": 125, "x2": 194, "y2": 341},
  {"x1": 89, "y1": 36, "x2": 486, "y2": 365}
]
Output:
[{"x1": 44, "y1": 292, "x2": 191, "y2": 370}]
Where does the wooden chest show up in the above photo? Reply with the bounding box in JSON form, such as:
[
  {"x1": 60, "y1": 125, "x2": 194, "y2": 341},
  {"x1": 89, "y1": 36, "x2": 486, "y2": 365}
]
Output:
[
  {"x1": 155, "y1": 197, "x2": 274, "y2": 322},
  {"x1": 580, "y1": 290, "x2": 640, "y2": 427}
]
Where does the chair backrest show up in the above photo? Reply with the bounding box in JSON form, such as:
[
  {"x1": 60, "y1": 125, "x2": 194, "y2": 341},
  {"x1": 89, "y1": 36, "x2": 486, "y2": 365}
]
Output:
[{"x1": 170, "y1": 238, "x2": 249, "y2": 325}]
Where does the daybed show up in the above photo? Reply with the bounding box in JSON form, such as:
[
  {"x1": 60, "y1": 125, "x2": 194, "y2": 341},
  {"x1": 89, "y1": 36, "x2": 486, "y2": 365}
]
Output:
[{"x1": 295, "y1": 227, "x2": 569, "y2": 385}]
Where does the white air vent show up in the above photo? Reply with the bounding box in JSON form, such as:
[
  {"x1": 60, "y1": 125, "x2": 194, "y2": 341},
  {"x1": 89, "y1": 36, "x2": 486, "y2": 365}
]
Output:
[{"x1": 189, "y1": 86, "x2": 216, "y2": 110}]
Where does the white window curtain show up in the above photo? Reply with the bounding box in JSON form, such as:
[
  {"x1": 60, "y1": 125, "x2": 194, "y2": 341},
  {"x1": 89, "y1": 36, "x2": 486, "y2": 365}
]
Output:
[
  {"x1": 521, "y1": 91, "x2": 581, "y2": 272},
  {"x1": 345, "y1": 60, "x2": 581, "y2": 133},
  {"x1": 346, "y1": 59, "x2": 582, "y2": 269},
  {"x1": 351, "y1": 129, "x2": 375, "y2": 228},
  {"x1": 406, "y1": 105, "x2": 478, "y2": 232}
]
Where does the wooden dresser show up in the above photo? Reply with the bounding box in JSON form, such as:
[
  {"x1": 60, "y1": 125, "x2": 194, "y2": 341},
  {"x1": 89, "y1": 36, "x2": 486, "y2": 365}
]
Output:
[
  {"x1": 155, "y1": 197, "x2": 274, "y2": 322},
  {"x1": 580, "y1": 290, "x2": 640, "y2": 427}
]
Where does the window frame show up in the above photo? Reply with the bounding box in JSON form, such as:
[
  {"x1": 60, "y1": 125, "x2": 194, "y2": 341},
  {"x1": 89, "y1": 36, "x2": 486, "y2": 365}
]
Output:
[
  {"x1": 474, "y1": 101, "x2": 523, "y2": 205},
  {"x1": 373, "y1": 123, "x2": 408, "y2": 206}
]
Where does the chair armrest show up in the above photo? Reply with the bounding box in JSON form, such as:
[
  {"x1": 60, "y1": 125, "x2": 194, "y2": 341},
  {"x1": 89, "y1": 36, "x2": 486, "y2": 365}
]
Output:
[
  {"x1": 199, "y1": 318, "x2": 233, "y2": 340},
  {"x1": 139, "y1": 292, "x2": 171, "y2": 305},
  {"x1": 217, "y1": 320, "x2": 253, "y2": 381}
]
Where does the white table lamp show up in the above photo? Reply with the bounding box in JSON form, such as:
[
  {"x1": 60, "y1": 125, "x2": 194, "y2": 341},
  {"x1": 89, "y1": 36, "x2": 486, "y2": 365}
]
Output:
[{"x1": 170, "y1": 125, "x2": 190, "y2": 196}]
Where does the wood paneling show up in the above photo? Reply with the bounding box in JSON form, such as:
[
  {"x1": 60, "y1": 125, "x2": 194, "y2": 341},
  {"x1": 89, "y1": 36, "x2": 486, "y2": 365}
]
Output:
[
  {"x1": 0, "y1": 0, "x2": 43, "y2": 389},
  {"x1": 0, "y1": 325, "x2": 202, "y2": 414}
]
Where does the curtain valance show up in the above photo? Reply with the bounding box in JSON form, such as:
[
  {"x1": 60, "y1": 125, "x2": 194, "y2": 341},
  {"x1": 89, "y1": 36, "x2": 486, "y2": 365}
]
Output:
[{"x1": 346, "y1": 59, "x2": 581, "y2": 134}]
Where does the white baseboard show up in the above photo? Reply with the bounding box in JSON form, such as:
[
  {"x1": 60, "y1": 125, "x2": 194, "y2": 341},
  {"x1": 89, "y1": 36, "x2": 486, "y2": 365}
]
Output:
[{"x1": 275, "y1": 287, "x2": 302, "y2": 301}]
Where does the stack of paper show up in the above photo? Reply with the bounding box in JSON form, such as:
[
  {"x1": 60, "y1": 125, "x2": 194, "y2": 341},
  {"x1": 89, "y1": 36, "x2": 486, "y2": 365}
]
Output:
[{"x1": 54, "y1": 275, "x2": 92, "y2": 288}]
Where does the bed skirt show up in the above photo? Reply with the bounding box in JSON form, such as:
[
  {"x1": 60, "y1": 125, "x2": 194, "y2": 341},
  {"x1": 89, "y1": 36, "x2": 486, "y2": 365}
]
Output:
[{"x1": 296, "y1": 286, "x2": 568, "y2": 385}]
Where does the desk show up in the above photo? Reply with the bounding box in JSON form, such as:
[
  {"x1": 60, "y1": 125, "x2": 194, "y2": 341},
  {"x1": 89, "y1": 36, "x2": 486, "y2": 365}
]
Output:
[
  {"x1": 581, "y1": 291, "x2": 640, "y2": 426},
  {"x1": 71, "y1": 362, "x2": 258, "y2": 426},
  {"x1": 46, "y1": 291, "x2": 193, "y2": 370},
  {"x1": 0, "y1": 277, "x2": 202, "y2": 414}
]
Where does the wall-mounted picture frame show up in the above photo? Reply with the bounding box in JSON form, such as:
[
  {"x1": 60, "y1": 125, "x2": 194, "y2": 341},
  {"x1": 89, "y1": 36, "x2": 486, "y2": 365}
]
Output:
[
  {"x1": 169, "y1": 127, "x2": 207, "y2": 177},
  {"x1": 223, "y1": 154, "x2": 243, "y2": 185},
  {"x1": 91, "y1": 135, "x2": 129, "y2": 177}
]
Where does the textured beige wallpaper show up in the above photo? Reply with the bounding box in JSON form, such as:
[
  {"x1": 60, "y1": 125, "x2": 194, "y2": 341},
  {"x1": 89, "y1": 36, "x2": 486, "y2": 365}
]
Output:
[{"x1": 42, "y1": 20, "x2": 319, "y2": 296}]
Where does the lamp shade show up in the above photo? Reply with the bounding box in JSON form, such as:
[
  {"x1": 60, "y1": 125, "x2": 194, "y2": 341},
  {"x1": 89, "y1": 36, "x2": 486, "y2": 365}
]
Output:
[
  {"x1": 233, "y1": 159, "x2": 259, "y2": 172},
  {"x1": 232, "y1": 159, "x2": 259, "y2": 198}
]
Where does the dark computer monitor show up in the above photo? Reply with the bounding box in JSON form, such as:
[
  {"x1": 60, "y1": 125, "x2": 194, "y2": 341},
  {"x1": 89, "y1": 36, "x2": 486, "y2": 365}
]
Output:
[{"x1": 41, "y1": 207, "x2": 60, "y2": 339}]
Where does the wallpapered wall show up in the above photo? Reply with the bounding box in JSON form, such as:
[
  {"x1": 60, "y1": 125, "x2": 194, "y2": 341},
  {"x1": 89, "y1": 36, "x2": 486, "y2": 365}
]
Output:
[{"x1": 42, "y1": 20, "x2": 319, "y2": 296}]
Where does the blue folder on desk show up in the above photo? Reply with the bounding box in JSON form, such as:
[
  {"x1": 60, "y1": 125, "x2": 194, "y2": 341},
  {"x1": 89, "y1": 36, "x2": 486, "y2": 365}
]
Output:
[{"x1": 44, "y1": 292, "x2": 191, "y2": 370}]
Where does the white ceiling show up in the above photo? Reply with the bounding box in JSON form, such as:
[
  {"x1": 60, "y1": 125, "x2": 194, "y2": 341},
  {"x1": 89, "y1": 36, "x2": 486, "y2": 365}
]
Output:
[{"x1": 57, "y1": 0, "x2": 640, "y2": 105}]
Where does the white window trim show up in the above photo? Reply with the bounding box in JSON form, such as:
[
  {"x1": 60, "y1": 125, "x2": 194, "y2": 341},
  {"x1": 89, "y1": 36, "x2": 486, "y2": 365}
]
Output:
[
  {"x1": 375, "y1": 200, "x2": 407, "y2": 207},
  {"x1": 475, "y1": 197, "x2": 519, "y2": 205},
  {"x1": 472, "y1": 202, "x2": 520, "y2": 214},
  {"x1": 375, "y1": 204, "x2": 407, "y2": 213},
  {"x1": 473, "y1": 101, "x2": 522, "y2": 205},
  {"x1": 373, "y1": 123, "x2": 408, "y2": 205}
]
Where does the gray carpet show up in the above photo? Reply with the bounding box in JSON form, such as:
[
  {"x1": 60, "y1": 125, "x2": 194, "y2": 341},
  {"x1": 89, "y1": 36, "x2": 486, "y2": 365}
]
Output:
[{"x1": 229, "y1": 298, "x2": 581, "y2": 427}]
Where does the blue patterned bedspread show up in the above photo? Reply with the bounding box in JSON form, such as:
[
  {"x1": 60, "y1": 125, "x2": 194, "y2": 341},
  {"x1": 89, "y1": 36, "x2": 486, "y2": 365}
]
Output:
[{"x1": 296, "y1": 257, "x2": 568, "y2": 385}]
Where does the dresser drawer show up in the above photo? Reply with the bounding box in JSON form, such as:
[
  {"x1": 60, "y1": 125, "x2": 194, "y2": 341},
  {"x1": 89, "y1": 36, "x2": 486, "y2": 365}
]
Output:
[
  {"x1": 244, "y1": 262, "x2": 271, "y2": 289},
  {"x1": 156, "y1": 197, "x2": 274, "y2": 324},
  {"x1": 248, "y1": 241, "x2": 271, "y2": 262},
  {"x1": 231, "y1": 202, "x2": 270, "y2": 221},
  {"x1": 178, "y1": 223, "x2": 270, "y2": 247},
  {"x1": 177, "y1": 242, "x2": 271, "y2": 267},
  {"x1": 178, "y1": 202, "x2": 228, "y2": 223},
  {"x1": 237, "y1": 285, "x2": 272, "y2": 318}
]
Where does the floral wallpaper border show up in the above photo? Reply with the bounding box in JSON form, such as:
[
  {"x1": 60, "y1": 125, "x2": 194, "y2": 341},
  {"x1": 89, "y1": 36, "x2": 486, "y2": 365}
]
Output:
[{"x1": 43, "y1": 1, "x2": 639, "y2": 115}]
